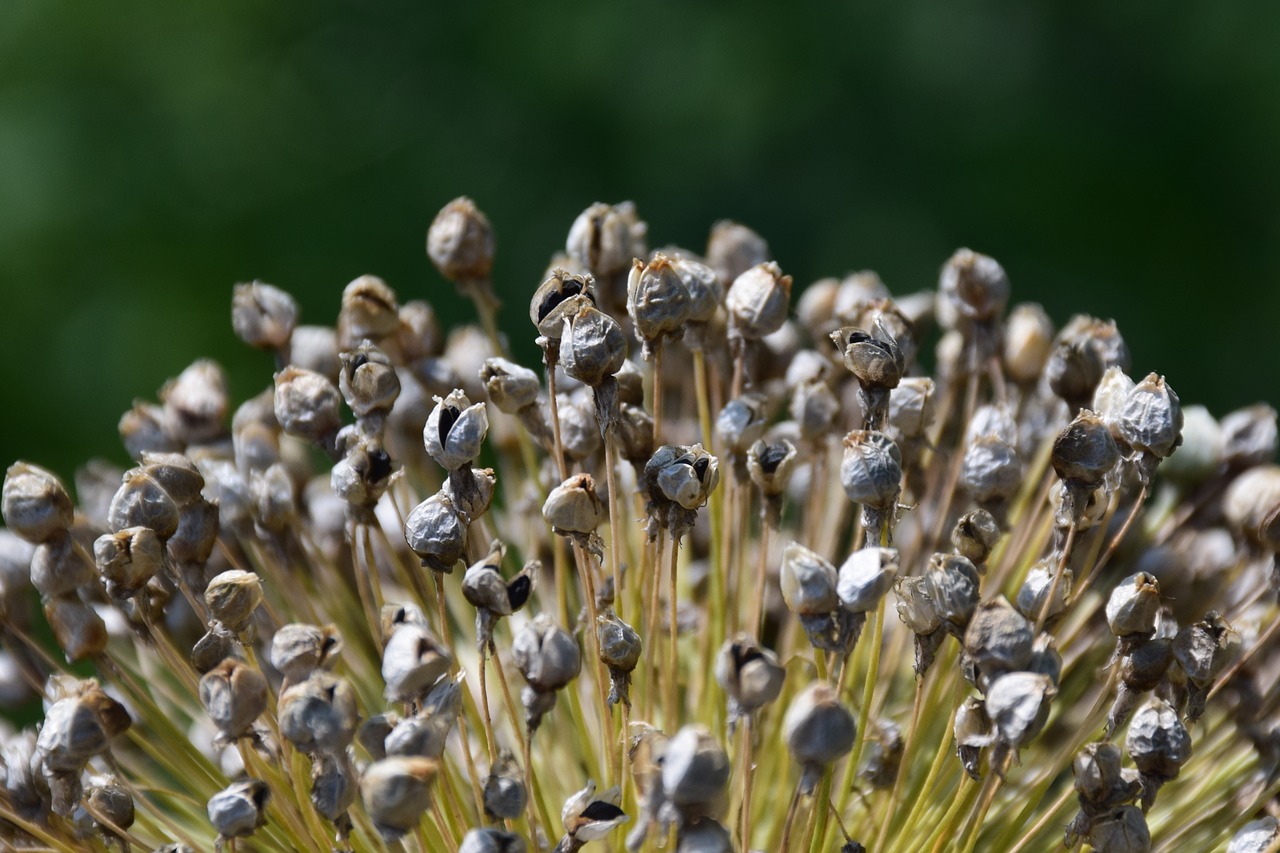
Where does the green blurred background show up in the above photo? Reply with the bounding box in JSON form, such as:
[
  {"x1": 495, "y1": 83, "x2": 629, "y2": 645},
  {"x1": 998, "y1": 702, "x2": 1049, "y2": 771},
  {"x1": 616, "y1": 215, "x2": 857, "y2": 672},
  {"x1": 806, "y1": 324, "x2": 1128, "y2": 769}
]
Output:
[{"x1": 2, "y1": 0, "x2": 1278, "y2": 480}]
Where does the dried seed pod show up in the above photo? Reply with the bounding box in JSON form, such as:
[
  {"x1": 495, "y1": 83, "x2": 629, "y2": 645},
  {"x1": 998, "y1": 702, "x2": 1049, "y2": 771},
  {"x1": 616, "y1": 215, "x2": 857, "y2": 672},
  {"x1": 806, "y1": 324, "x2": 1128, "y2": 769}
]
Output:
[
  {"x1": 274, "y1": 366, "x2": 343, "y2": 449},
  {"x1": 716, "y1": 394, "x2": 769, "y2": 457},
  {"x1": 952, "y1": 510, "x2": 1001, "y2": 566},
  {"x1": 566, "y1": 201, "x2": 648, "y2": 280},
  {"x1": 790, "y1": 377, "x2": 840, "y2": 443},
  {"x1": 405, "y1": 492, "x2": 468, "y2": 573},
  {"x1": 670, "y1": 255, "x2": 722, "y2": 331},
  {"x1": 460, "y1": 828, "x2": 527, "y2": 853},
  {"x1": 191, "y1": 629, "x2": 233, "y2": 674},
  {"x1": 985, "y1": 671, "x2": 1055, "y2": 750},
  {"x1": 361, "y1": 756, "x2": 439, "y2": 841},
  {"x1": 428, "y1": 196, "x2": 495, "y2": 284},
  {"x1": 207, "y1": 779, "x2": 270, "y2": 841},
  {"x1": 382, "y1": 623, "x2": 453, "y2": 704},
  {"x1": 840, "y1": 430, "x2": 902, "y2": 511},
  {"x1": 1015, "y1": 561, "x2": 1072, "y2": 623},
  {"x1": 205, "y1": 570, "x2": 263, "y2": 635},
  {"x1": 706, "y1": 220, "x2": 768, "y2": 286},
  {"x1": 1221, "y1": 403, "x2": 1278, "y2": 469},
  {"x1": 310, "y1": 754, "x2": 357, "y2": 822},
  {"x1": 1003, "y1": 303, "x2": 1054, "y2": 384},
  {"x1": 1105, "y1": 573, "x2": 1161, "y2": 638},
  {"x1": 1172, "y1": 611, "x2": 1236, "y2": 721},
  {"x1": 424, "y1": 389, "x2": 488, "y2": 472},
  {"x1": 659, "y1": 725, "x2": 731, "y2": 823},
  {"x1": 513, "y1": 615, "x2": 580, "y2": 733},
  {"x1": 84, "y1": 774, "x2": 136, "y2": 834},
  {"x1": 199, "y1": 659, "x2": 268, "y2": 742},
  {"x1": 860, "y1": 719, "x2": 904, "y2": 790},
  {"x1": 888, "y1": 376, "x2": 937, "y2": 440},
  {"x1": 44, "y1": 597, "x2": 108, "y2": 663},
  {"x1": 2, "y1": 462, "x2": 74, "y2": 544},
  {"x1": 357, "y1": 713, "x2": 399, "y2": 762},
  {"x1": 231, "y1": 281, "x2": 298, "y2": 352},
  {"x1": 339, "y1": 343, "x2": 401, "y2": 421},
  {"x1": 399, "y1": 300, "x2": 441, "y2": 361},
  {"x1": 1223, "y1": 465, "x2": 1280, "y2": 551},
  {"x1": 1087, "y1": 805, "x2": 1150, "y2": 853},
  {"x1": 831, "y1": 327, "x2": 905, "y2": 390},
  {"x1": 442, "y1": 466, "x2": 497, "y2": 523},
  {"x1": 837, "y1": 546, "x2": 899, "y2": 613},
  {"x1": 954, "y1": 697, "x2": 995, "y2": 780},
  {"x1": 543, "y1": 474, "x2": 604, "y2": 535},
  {"x1": 1162, "y1": 405, "x2": 1223, "y2": 484},
  {"x1": 780, "y1": 542, "x2": 840, "y2": 650},
  {"x1": 646, "y1": 444, "x2": 721, "y2": 513},
  {"x1": 559, "y1": 303, "x2": 628, "y2": 388},
  {"x1": 747, "y1": 438, "x2": 798, "y2": 499},
  {"x1": 380, "y1": 602, "x2": 429, "y2": 642},
  {"x1": 1119, "y1": 373, "x2": 1183, "y2": 461},
  {"x1": 676, "y1": 817, "x2": 735, "y2": 853},
  {"x1": 963, "y1": 597, "x2": 1034, "y2": 687},
  {"x1": 30, "y1": 530, "x2": 92, "y2": 600},
  {"x1": 784, "y1": 683, "x2": 857, "y2": 794},
  {"x1": 560, "y1": 780, "x2": 628, "y2": 848},
  {"x1": 1072, "y1": 741, "x2": 1135, "y2": 807},
  {"x1": 481, "y1": 357, "x2": 541, "y2": 414},
  {"x1": 939, "y1": 248, "x2": 1010, "y2": 324},
  {"x1": 119, "y1": 401, "x2": 181, "y2": 460},
  {"x1": 1228, "y1": 817, "x2": 1280, "y2": 853},
  {"x1": 928, "y1": 553, "x2": 982, "y2": 634},
  {"x1": 279, "y1": 671, "x2": 360, "y2": 755},
  {"x1": 1125, "y1": 698, "x2": 1190, "y2": 811},
  {"x1": 139, "y1": 451, "x2": 205, "y2": 508},
  {"x1": 597, "y1": 611, "x2": 642, "y2": 708},
  {"x1": 628, "y1": 253, "x2": 691, "y2": 358},
  {"x1": 1053, "y1": 410, "x2": 1120, "y2": 489},
  {"x1": 338, "y1": 274, "x2": 400, "y2": 348},
  {"x1": 530, "y1": 268, "x2": 597, "y2": 342},
  {"x1": 35, "y1": 682, "x2": 131, "y2": 774},
  {"x1": 727, "y1": 261, "x2": 792, "y2": 341},
  {"x1": 1093, "y1": 367, "x2": 1136, "y2": 438},
  {"x1": 161, "y1": 359, "x2": 228, "y2": 445},
  {"x1": 962, "y1": 434, "x2": 1023, "y2": 507},
  {"x1": 483, "y1": 751, "x2": 528, "y2": 821},
  {"x1": 715, "y1": 635, "x2": 784, "y2": 730},
  {"x1": 250, "y1": 463, "x2": 297, "y2": 532},
  {"x1": 108, "y1": 469, "x2": 180, "y2": 540},
  {"x1": 269, "y1": 623, "x2": 343, "y2": 684}
]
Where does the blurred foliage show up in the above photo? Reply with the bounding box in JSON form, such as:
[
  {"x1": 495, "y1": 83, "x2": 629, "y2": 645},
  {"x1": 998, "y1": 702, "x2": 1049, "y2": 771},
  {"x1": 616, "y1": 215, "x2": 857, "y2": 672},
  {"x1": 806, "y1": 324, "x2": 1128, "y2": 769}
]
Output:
[{"x1": 2, "y1": 0, "x2": 1278, "y2": 481}]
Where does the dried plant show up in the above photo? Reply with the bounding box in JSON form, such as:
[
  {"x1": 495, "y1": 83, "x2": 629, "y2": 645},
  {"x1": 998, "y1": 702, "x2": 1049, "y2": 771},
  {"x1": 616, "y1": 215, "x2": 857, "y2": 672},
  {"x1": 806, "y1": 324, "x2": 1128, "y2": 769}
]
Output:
[{"x1": 2, "y1": 198, "x2": 1279, "y2": 853}]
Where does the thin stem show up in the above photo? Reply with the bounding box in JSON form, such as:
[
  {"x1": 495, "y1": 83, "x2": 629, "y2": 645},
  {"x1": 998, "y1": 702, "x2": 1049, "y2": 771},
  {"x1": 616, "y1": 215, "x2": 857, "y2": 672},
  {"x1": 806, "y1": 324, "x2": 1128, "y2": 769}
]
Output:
[
  {"x1": 666, "y1": 532, "x2": 681, "y2": 727},
  {"x1": 1035, "y1": 522, "x2": 1077, "y2": 633}
]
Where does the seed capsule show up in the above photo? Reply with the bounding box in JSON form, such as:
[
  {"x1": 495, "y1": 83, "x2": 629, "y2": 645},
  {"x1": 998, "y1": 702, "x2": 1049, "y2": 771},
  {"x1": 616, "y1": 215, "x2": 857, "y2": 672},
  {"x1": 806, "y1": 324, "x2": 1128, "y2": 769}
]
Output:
[
  {"x1": 1119, "y1": 374, "x2": 1182, "y2": 460},
  {"x1": 2, "y1": 462, "x2": 73, "y2": 544},
  {"x1": 481, "y1": 357, "x2": 541, "y2": 414},
  {"x1": 1222, "y1": 403, "x2": 1278, "y2": 468},
  {"x1": 279, "y1": 671, "x2": 359, "y2": 755},
  {"x1": 716, "y1": 394, "x2": 769, "y2": 457},
  {"x1": 161, "y1": 359, "x2": 229, "y2": 445},
  {"x1": 939, "y1": 248, "x2": 1010, "y2": 323},
  {"x1": 566, "y1": 201, "x2": 648, "y2": 280},
  {"x1": 1125, "y1": 698, "x2": 1190, "y2": 811},
  {"x1": 780, "y1": 541, "x2": 839, "y2": 616},
  {"x1": 231, "y1": 281, "x2": 298, "y2": 352},
  {"x1": 628, "y1": 253, "x2": 691, "y2": 356},
  {"x1": 513, "y1": 615, "x2": 580, "y2": 732},
  {"x1": 840, "y1": 431, "x2": 902, "y2": 510},
  {"x1": 706, "y1": 220, "x2": 768, "y2": 286},
  {"x1": 962, "y1": 434, "x2": 1023, "y2": 507},
  {"x1": 1228, "y1": 817, "x2": 1280, "y2": 853},
  {"x1": 274, "y1": 366, "x2": 343, "y2": 448},
  {"x1": 31, "y1": 531, "x2": 93, "y2": 600},
  {"x1": 310, "y1": 754, "x2": 357, "y2": 822},
  {"x1": 35, "y1": 682, "x2": 131, "y2": 774},
  {"x1": 888, "y1": 377, "x2": 937, "y2": 440},
  {"x1": 427, "y1": 196, "x2": 495, "y2": 284},
  {"x1": 84, "y1": 774, "x2": 136, "y2": 834},
  {"x1": 715, "y1": 635, "x2": 784, "y2": 728},
  {"x1": 45, "y1": 597, "x2": 109, "y2": 663},
  {"x1": 951, "y1": 510, "x2": 1001, "y2": 566},
  {"x1": 954, "y1": 697, "x2": 995, "y2": 780},
  {"x1": 460, "y1": 828, "x2": 527, "y2": 853},
  {"x1": 647, "y1": 445, "x2": 720, "y2": 512},
  {"x1": 339, "y1": 343, "x2": 401, "y2": 420},
  {"x1": 269, "y1": 623, "x2": 343, "y2": 684},
  {"x1": 1173, "y1": 611, "x2": 1236, "y2": 721},
  {"x1": 727, "y1": 261, "x2": 792, "y2": 341},
  {"x1": 361, "y1": 756, "x2": 439, "y2": 841},
  {"x1": 530, "y1": 268, "x2": 597, "y2": 342},
  {"x1": 543, "y1": 474, "x2": 604, "y2": 536},
  {"x1": 199, "y1": 659, "x2": 268, "y2": 742},
  {"x1": 1223, "y1": 465, "x2": 1280, "y2": 551},
  {"x1": 660, "y1": 725, "x2": 731, "y2": 822},
  {"x1": 1015, "y1": 561, "x2": 1072, "y2": 623},
  {"x1": 559, "y1": 304, "x2": 628, "y2": 387},
  {"x1": 205, "y1": 570, "x2": 263, "y2": 634},
  {"x1": 784, "y1": 683, "x2": 856, "y2": 794},
  {"x1": 1162, "y1": 405, "x2": 1223, "y2": 484},
  {"x1": 424, "y1": 389, "x2": 488, "y2": 472},
  {"x1": 1003, "y1": 303, "x2": 1054, "y2": 384},
  {"x1": 338, "y1": 274, "x2": 400, "y2": 348},
  {"x1": 560, "y1": 780, "x2": 628, "y2": 845},
  {"x1": 597, "y1": 611, "x2": 642, "y2": 708},
  {"x1": 746, "y1": 439, "x2": 798, "y2": 498},
  {"x1": 405, "y1": 492, "x2": 468, "y2": 573},
  {"x1": 963, "y1": 598, "x2": 1034, "y2": 687},
  {"x1": 669, "y1": 255, "x2": 723, "y2": 329},
  {"x1": 1053, "y1": 410, "x2": 1120, "y2": 488},
  {"x1": 791, "y1": 378, "x2": 840, "y2": 443},
  {"x1": 207, "y1": 779, "x2": 270, "y2": 841},
  {"x1": 483, "y1": 751, "x2": 528, "y2": 821},
  {"x1": 837, "y1": 547, "x2": 899, "y2": 613},
  {"x1": 1087, "y1": 805, "x2": 1150, "y2": 853},
  {"x1": 830, "y1": 327, "x2": 905, "y2": 390},
  {"x1": 382, "y1": 623, "x2": 453, "y2": 704},
  {"x1": 1105, "y1": 573, "x2": 1161, "y2": 638},
  {"x1": 984, "y1": 671, "x2": 1055, "y2": 748}
]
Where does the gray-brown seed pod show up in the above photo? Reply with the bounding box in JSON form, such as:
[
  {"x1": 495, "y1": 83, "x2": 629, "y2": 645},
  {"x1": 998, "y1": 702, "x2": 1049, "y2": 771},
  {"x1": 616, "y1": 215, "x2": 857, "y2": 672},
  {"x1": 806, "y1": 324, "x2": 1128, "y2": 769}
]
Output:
[
  {"x1": 280, "y1": 670, "x2": 360, "y2": 756},
  {"x1": 231, "y1": 281, "x2": 298, "y2": 353},
  {"x1": 31, "y1": 530, "x2": 93, "y2": 600},
  {"x1": 481, "y1": 357, "x2": 541, "y2": 414},
  {"x1": 273, "y1": 366, "x2": 343, "y2": 452},
  {"x1": 780, "y1": 541, "x2": 839, "y2": 619},
  {"x1": 107, "y1": 469, "x2": 180, "y2": 541},
  {"x1": 984, "y1": 671, "x2": 1055, "y2": 751},
  {"x1": 1227, "y1": 817, "x2": 1280, "y2": 853},
  {"x1": 726, "y1": 261, "x2": 792, "y2": 342},
  {"x1": 199, "y1": 659, "x2": 268, "y2": 742},
  {"x1": 790, "y1": 377, "x2": 840, "y2": 444},
  {"x1": 1119, "y1": 373, "x2": 1183, "y2": 462},
  {"x1": 784, "y1": 683, "x2": 857, "y2": 794},
  {"x1": 424, "y1": 389, "x2": 488, "y2": 472},
  {"x1": 35, "y1": 681, "x2": 131, "y2": 775},
  {"x1": 566, "y1": 202, "x2": 648, "y2": 281},
  {"x1": 428, "y1": 196, "x2": 495, "y2": 285},
  {"x1": 559, "y1": 304, "x2": 628, "y2": 388},
  {"x1": 675, "y1": 818, "x2": 735, "y2": 853},
  {"x1": 963, "y1": 597, "x2": 1034, "y2": 689},
  {"x1": 382, "y1": 623, "x2": 453, "y2": 704},
  {"x1": 160, "y1": 359, "x2": 229, "y2": 446},
  {"x1": 706, "y1": 220, "x2": 768, "y2": 287},
  {"x1": 270, "y1": 623, "x2": 343, "y2": 685},
  {"x1": 361, "y1": 756, "x2": 439, "y2": 841},
  {"x1": 1221, "y1": 403, "x2": 1278, "y2": 469},
  {"x1": 462, "y1": 828, "x2": 528, "y2": 853},
  {"x1": 716, "y1": 394, "x2": 769, "y2": 458},
  {"x1": 962, "y1": 434, "x2": 1023, "y2": 508},
  {"x1": 830, "y1": 327, "x2": 905, "y2": 391},
  {"x1": 483, "y1": 751, "x2": 528, "y2": 822},
  {"x1": 669, "y1": 255, "x2": 722, "y2": 338},
  {"x1": 2, "y1": 462, "x2": 74, "y2": 545},
  {"x1": 405, "y1": 491, "x2": 468, "y2": 573},
  {"x1": 207, "y1": 779, "x2": 270, "y2": 841},
  {"x1": 1223, "y1": 465, "x2": 1280, "y2": 552},
  {"x1": 290, "y1": 325, "x2": 342, "y2": 382},
  {"x1": 597, "y1": 610, "x2": 642, "y2": 708},
  {"x1": 715, "y1": 635, "x2": 784, "y2": 730},
  {"x1": 1105, "y1": 573, "x2": 1161, "y2": 638},
  {"x1": 310, "y1": 753, "x2": 358, "y2": 823},
  {"x1": 747, "y1": 438, "x2": 798, "y2": 500},
  {"x1": 83, "y1": 774, "x2": 136, "y2": 836},
  {"x1": 628, "y1": 253, "x2": 691, "y2": 359},
  {"x1": 840, "y1": 430, "x2": 902, "y2": 511},
  {"x1": 1125, "y1": 698, "x2": 1190, "y2": 811},
  {"x1": 837, "y1": 546, "x2": 899, "y2": 614},
  {"x1": 249, "y1": 462, "x2": 296, "y2": 533},
  {"x1": 660, "y1": 725, "x2": 731, "y2": 822},
  {"x1": 512, "y1": 614, "x2": 581, "y2": 733},
  {"x1": 888, "y1": 377, "x2": 937, "y2": 441},
  {"x1": 952, "y1": 509, "x2": 1001, "y2": 567},
  {"x1": 339, "y1": 343, "x2": 401, "y2": 422},
  {"x1": 1053, "y1": 410, "x2": 1120, "y2": 489},
  {"x1": 543, "y1": 472, "x2": 604, "y2": 536},
  {"x1": 205, "y1": 570, "x2": 263, "y2": 635},
  {"x1": 939, "y1": 248, "x2": 1010, "y2": 324},
  {"x1": 530, "y1": 269, "x2": 598, "y2": 343},
  {"x1": 119, "y1": 401, "x2": 181, "y2": 461},
  {"x1": 1087, "y1": 805, "x2": 1150, "y2": 853},
  {"x1": 954, "y1": 696, "x2": 995, "y2": 780},
  {"x1": 44, "y1": 597, "x2": 108, "y2": 663},
  {"x1": 1015, "y1": 561, "x2": 1072, "y2": 624},
  {"x1": 1172, "y1": 611, "x2": 1237, "y2": 722},
  {"x1": 559, "y1": 780, "x2": 628, "y2": 850},
  {"x1": 338, "y1": 275, "x2": 400, "y2": 350},
  {"x1": 1003, "y1": 303, "x2": 1054, "y2": 385}
]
